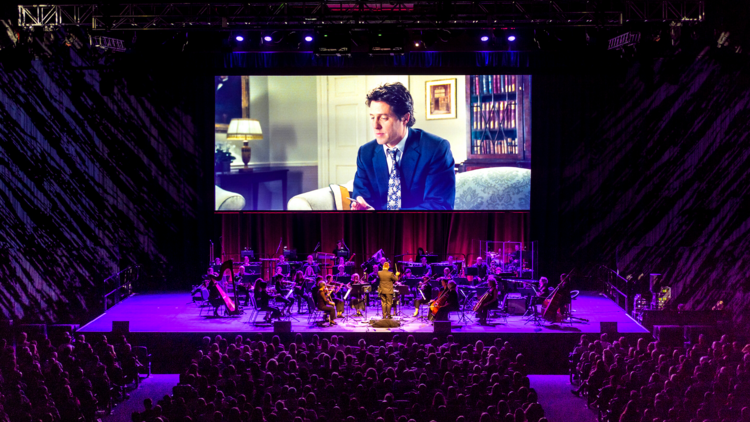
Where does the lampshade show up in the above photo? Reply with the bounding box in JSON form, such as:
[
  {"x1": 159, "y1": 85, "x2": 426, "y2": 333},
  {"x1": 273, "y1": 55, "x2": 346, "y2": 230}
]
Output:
[{"x1": 226, "y1": 118, "x2": 263, "y2": 141}]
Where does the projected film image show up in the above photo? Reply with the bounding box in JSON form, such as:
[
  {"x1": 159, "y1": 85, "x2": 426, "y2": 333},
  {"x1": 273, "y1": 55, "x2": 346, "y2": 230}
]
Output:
[{"x1": 214, "y1": 75, "x2": 531, "y2": 211}]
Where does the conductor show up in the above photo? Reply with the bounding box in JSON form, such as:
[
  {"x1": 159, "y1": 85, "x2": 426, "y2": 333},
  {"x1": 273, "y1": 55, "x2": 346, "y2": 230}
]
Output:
[{"x1": 378, "y1": 262, "x2": 400, "y2": 319}]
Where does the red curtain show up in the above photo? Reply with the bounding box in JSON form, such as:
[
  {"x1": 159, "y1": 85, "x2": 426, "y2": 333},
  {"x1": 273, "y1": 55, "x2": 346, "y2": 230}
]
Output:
[{"x1": 219, "y1": 212, "x2": 529, "y2": 267}]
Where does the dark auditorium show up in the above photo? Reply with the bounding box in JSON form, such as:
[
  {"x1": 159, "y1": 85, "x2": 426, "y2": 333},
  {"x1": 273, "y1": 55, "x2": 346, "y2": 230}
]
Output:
[{"x1": 1, "y1": 2, "x2": 749, "y2": 422}]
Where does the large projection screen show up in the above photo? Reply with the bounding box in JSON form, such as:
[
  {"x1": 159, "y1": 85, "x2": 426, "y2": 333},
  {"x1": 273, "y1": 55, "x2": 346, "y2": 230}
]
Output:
[{"x1": 214, "y1": 75, "x2": 531, "y2": 211}]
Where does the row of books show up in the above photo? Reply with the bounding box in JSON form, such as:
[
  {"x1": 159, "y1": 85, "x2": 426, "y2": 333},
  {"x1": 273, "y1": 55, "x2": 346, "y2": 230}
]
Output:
[
  {"x1": 471, "y1": 75, "x2": 517, "y2": 96},
  {"x1": 472, "y1": 101, "x2": 517, "y2": 131},
  {"x1": 471, "y1": 138, "x2": 519, "y2": 155}
]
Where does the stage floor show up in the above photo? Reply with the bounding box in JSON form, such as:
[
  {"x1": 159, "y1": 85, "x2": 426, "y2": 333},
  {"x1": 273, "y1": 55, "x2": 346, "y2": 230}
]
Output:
[{"x1": 81, "y1": 291, "x2": 647, "y2": 334}]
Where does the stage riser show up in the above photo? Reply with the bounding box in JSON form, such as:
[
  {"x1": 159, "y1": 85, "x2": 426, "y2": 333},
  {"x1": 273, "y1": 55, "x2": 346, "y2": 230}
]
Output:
[{"x1": 81, "y1": 331, "x2": 650, "y2": 375}]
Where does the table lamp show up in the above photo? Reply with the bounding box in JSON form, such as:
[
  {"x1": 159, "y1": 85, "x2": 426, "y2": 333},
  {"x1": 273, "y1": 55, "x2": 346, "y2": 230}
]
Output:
[{"x1": 227, "y1": 118, "x2": 263, "y2": 172}]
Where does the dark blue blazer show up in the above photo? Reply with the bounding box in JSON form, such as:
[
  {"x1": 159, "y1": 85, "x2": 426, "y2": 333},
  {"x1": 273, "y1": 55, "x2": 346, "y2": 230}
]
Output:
[{"x1": 352, "y1": 128, "x2": 455, "y2": 210}]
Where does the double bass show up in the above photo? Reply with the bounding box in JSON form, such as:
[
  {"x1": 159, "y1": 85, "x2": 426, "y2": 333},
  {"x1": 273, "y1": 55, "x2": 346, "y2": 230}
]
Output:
[
  {"x1": 541, "y1": 271, "x2": 574, "y2": 322},
  {"x1": 206, "y1": 260, "x2": 240, "y2": 315}
]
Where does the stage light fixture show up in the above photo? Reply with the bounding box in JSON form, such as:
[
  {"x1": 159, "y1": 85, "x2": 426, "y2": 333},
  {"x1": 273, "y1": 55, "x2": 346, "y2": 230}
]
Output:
[
  {"x1": 608, "y1": 32, "x2": 640, "y2": 50},
  {"x1": 236, "y1": 35, "x2": 244, "y2": 42},
  {"x1": 480, "y1": 35, "x2": 489, "y2": 42},
  {"x1": 508, "y1": 35, "x2": 516, "y2": 42},
  {"x1": 263, "y1": 35, "x2": 273, "y2": 42},
  {"x1": 304, "y1": 35, "x2": 313, "y2": 42}
]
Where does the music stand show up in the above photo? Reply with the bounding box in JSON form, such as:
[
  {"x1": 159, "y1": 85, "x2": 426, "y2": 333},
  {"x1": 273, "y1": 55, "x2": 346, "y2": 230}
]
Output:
[
  {"x1": 283, "y1": 249, "x2": 297, "y2": 261},
  {"x1": 415, "y1": 287, "x2": 431, "y2": 321},
  {"x1": 523, "y1": 295, "x2": 545, "y2": 326},
  {"x1": 349, "y1": 284, "x2": 368, "y2": 319},
  {"x1": 456, "y1": 287, "x2": 473, "y2": 324},
  {"x1": 410, "y1": 266, "x2": 426, "y2": 277},
  {"x1": 282, "y1": 288, "x2": 301, "y2": 322},
  {"x1": 394, "y1": 285, "x2": 410, "y2": 317}
]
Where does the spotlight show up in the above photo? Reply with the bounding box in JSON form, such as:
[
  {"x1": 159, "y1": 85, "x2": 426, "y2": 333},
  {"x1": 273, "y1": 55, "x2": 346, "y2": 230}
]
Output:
[
  {"x1": 507, "y1": 35, "x2": 516, "y2": 42},
  {"x1": 304, "y1": 35, "x2": 313, "y2": 42},
  {"x1": 263, "y1": 35, "x2": 273, "y2": 42},
  {"x1": 236, "y1": 35, "x2": 244, "y2": 42},
  {"x1": 480, "y1": 35, "x2": 489, "y2": 42},
  {"x1": 414, "y1": 41, "x2": 420, "y2": 47}
]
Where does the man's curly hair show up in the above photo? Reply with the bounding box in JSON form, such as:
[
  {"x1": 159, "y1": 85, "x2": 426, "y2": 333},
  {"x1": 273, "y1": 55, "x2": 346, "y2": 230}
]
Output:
[{"x1": 365, "y1": 82, "x2": 416, "y2": 127}]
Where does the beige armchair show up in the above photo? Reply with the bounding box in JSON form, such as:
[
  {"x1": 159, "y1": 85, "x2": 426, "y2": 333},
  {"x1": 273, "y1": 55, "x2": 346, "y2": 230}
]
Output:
[
  {"x1": 287, "y1": 167, "x2": 530, "y2": 211},
  {"x1": 215, "y1": 185, "x2": 246, "y2": 211}
]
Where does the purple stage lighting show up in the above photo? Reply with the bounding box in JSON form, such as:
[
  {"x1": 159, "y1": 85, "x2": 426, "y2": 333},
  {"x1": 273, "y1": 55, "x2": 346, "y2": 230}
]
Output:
[
  {"x1": 508, "y1": 35, "x2": 516, "y2": 42},
  {"x1": 304, "y1": 35, "x2": 313, "y2": 42},
  {"x1": 480, "y1": 35, "x2": 489, "y2": 42},
  {"x1": 264, "y1": 35, "x2": 273, "y2": 42},
  {"x1": 235, "y1": 35, "x2": 244, "y2": 42}
]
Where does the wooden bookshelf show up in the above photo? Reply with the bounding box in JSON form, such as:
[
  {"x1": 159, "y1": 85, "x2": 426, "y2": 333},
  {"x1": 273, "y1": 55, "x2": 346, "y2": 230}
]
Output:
[{"x1": 462, "y1": 75, "x2": 531, "y2": 171}]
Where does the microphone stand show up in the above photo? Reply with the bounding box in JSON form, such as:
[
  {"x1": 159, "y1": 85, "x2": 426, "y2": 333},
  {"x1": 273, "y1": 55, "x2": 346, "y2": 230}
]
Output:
[{"x1": 274, "y1": 237, "x2": 282, "y2": 258}]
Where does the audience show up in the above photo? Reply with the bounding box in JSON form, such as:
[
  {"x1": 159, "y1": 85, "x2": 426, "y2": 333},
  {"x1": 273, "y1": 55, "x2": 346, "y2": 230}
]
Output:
[
  {"x1": 0, "y1": 331, "x2": 145, "y2": 422},
  {"x1": 131, "y1": 333, "x2": 547, "y2": 422},
  {"x1": 569, "y1": 333, "x2": 750, "y2": 422}
]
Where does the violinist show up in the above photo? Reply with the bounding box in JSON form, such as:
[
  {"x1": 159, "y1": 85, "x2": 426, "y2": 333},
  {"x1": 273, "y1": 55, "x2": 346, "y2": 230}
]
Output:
[
  {"x1": 313, "y1": 280, "x2": 338, "y2": 326},
  {"x1": 254, "y1": 279, "x2": 282, "y2": 323},
  {"x1": 413, "y1": 275, "x2": 433, "y2": 317},
  {"x1": 324, "y1": 275, "x2": 346, "y2": 317},
  {"x1": 474, "y1": 276, "x2": 499, "y2": 325},
  {"x1": 292, "y1": 270, "x2": 311, "y2": 314},
  {"x1": 272, "y1": 274, "x2": 294, "y2": 315}
]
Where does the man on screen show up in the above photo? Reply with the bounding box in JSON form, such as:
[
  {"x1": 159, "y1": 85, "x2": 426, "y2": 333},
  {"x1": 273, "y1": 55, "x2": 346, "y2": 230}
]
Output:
[{"x1": 351, "y1": 83, "x2": 455, "y2": 211}]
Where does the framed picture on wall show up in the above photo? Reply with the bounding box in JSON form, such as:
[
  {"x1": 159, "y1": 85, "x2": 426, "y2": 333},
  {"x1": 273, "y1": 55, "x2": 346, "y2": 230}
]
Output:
[{"x1": 425, "y1": 78, "x2": 457, "y2": 120}]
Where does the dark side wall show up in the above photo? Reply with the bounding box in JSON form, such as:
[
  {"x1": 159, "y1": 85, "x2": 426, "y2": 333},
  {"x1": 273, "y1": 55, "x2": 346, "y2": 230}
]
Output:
[
  {"x1": 0, "y1": 49, "x2": 213, "y2": 324},
  {"x1": 532, "y1": 54, "x2": 750, "y2": 330}
]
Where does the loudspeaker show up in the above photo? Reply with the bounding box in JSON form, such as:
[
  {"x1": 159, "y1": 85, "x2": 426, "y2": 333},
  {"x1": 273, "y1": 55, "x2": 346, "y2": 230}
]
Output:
[
  {"x1": 600, "y1": 322, "x2": 618, "y2": 335},
  {"x1": 112, "y1": 321, "x2": 130, "y2": 333},
  {"x1": 506, "y1": 297, "x2": 527, "y2": 315},
  {"x1": 273, "y1": 321, "x2": 291, "y2": 333},
  {"x1": 370, "y1": 319, "x2": 401, "y2": 328},
  {"x1": 434, "y1": 321, "x2": 451, "y2": 333}
]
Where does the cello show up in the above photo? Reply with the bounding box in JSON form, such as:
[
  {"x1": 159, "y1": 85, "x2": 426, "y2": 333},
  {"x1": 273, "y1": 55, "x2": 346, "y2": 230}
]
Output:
[
  {"x1": 541, "y1": 270, "x2": 574, "y2": 323},
  {"x1": 207, "y1": 260, "x2": 239, "y2": 315}
]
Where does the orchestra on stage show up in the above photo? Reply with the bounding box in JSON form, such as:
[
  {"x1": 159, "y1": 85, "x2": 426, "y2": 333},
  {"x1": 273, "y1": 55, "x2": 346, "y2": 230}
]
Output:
[{"x1": 194, "y1": 243, "x2": 579, "y2": 328}]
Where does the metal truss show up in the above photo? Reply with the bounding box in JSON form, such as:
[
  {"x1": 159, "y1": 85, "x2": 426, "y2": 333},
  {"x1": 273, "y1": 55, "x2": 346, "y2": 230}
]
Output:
[{"x1": 18, "y1": 1, "x2": 704, "y2": 31}]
